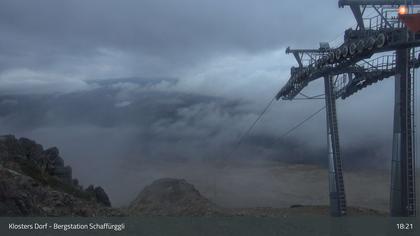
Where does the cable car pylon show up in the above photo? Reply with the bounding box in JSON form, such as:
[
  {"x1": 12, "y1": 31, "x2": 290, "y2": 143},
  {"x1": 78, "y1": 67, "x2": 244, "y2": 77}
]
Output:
[{"x1": 277, "y1": 0, "x2": 420, "y2": 217}]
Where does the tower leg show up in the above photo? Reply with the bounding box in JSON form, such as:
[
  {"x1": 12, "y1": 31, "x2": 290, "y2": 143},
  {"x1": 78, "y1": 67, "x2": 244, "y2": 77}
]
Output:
[
  {"x1": 390, "y1": 48, "x2": 416, "y2": 217},
  {"x1": 324, "y1": 76, "x2": 347, "y2": 217}
]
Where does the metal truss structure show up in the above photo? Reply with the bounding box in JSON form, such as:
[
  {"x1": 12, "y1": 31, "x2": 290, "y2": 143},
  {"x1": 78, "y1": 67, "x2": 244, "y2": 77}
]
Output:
[{"x1": 276, "y1": 0, "x2": 420, "y2": 217}]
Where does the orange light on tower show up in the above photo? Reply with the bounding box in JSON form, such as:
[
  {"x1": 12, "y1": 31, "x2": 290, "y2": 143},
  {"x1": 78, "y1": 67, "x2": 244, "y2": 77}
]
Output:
[
  {"x1": 398, "y1": 5, "x2": 420, "y2": 33},
  {"x1": 399, "y1": 5, "x2": 408, "y2": 15}
]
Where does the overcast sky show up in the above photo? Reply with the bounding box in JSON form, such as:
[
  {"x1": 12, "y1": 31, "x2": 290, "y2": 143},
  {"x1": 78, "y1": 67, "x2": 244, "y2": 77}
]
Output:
[{"x1": 0, "y1": 0, "x2": 415, "y2": 205}]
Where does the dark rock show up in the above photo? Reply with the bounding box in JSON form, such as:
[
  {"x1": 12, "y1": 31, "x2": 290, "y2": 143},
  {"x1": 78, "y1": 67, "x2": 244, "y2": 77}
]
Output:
[
  {"x1": 85, "y1": 185, "x2": 111, "y2": 207},
  {"x1": 0, "y1": 135, "x2": 25, "y2": 161},
  {"x1": 40, "y1": 147, "x2": 72, "y2": 182},
  {"x1": 86, "y1": 185, "x2": 95, "y2": 193},
  {"x1": 94, "y1": 187, "x2": 111, "y2": 207},
  {"x1": 18, "y1": 138, "x2": 44, "y2": 161},
  {"x1": 72, "y1": 178, "x2": 80, "y2": 187},
  {"x1": 52, "y1": 166, "x2": 72, "y2": 184},
  {"x1": 43, "y1": 147, "x2": 64, "y2": 167}
]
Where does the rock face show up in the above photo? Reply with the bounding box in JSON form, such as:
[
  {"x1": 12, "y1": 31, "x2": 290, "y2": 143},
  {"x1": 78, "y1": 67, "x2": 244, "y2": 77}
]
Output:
[
  {"x1": 128, "y1": 178, "x2": 221, "y2": 216},
  {"x1": 0, "y1": 135, "x2": 116, "y2": 216}
]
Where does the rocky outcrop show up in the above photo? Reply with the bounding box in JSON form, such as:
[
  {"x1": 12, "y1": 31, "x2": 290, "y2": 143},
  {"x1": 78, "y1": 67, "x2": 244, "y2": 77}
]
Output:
[
  {"x1": 0, "y1": 166, "x2": 122, "y2": 216},
  {"x1": 128, "y1": 178, "x2": 221, "y2": 216},
  {"x1": 0, "y1": 135, "x2": 115, "y2": 216},
  {"x1": 86, "y1": 185, "x2": 111, "y2": 207},
  {"x1": 0, "y1": 135, "x2": 73, "y2": 184}
]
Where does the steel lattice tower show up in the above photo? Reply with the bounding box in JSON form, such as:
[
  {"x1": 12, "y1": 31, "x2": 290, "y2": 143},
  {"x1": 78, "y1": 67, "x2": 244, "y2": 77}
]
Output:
[{"x1": 276, "y1": 0, "x2": 420, "y2": 217}]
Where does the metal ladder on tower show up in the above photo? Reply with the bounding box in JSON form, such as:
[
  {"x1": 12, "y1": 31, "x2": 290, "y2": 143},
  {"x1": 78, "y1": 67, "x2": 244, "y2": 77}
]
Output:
[
  {"x1": 330, "y1": 87, "x2": 347, "y2": 215},
  {"x1": 325, "y1": 75, "x2": 347, "y2": 216},
  {"x1": 407, "y1": 49, "x2": 416, "y2": 216}
]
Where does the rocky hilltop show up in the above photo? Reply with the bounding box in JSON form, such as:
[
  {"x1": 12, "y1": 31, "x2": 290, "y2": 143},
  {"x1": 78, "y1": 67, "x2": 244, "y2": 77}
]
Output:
[
  {"x1": 0, "y1": 135, "x2": 120, "y2": 216},
  {"x1": 129, "y1": 178, "x2": 222, "y2": 216}
]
